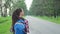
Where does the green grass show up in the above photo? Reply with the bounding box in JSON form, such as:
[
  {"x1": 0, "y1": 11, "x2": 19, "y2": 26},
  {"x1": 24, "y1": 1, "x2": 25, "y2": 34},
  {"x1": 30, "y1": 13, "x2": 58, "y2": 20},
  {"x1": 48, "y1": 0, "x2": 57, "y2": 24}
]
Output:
[
  {"x1": 0, "y1": 16, "x2": 12, "y2": 34},
  {"x1": 36, "y1": 16, "x2": 60, "y2": 24}
]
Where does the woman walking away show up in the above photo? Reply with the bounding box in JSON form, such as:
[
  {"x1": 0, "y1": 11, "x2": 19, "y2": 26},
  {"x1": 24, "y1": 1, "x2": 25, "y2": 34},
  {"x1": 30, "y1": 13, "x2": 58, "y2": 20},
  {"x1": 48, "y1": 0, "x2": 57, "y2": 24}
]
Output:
[{"x1": 11, "y1": 8, "x2": 29, "y2": 34}]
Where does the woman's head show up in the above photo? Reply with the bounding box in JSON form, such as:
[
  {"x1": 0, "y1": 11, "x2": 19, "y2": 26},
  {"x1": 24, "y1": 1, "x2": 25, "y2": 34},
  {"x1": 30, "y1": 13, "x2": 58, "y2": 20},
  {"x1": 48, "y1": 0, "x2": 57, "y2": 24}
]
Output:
[{"x1": 12, "y1": 8, "x2": 24, "y2": 32}]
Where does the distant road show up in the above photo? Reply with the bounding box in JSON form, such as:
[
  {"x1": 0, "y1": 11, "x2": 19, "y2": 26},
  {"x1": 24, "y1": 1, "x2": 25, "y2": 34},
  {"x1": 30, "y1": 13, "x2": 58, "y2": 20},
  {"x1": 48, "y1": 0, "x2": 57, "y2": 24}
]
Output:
[{"x1": 26, "y1": 16, "x2": 60, "y2": 34}]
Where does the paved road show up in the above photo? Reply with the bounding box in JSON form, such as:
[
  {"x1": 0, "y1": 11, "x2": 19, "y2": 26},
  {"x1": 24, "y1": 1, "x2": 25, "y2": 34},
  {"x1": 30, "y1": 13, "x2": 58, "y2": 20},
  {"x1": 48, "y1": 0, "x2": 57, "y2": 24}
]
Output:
[{"x1": 25, "y1": 16, "x2": 60, "y2": 34}]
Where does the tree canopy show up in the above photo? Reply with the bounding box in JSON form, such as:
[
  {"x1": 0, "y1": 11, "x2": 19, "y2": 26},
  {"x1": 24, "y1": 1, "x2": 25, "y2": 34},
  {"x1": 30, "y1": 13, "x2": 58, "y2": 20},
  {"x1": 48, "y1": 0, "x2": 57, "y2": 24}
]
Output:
[
  {"x1": 29, "y1": 0, "x2": 60, "y2": 18},
  {"x1": 0, "y1": 0, "x2": 28, "y2": 17}
]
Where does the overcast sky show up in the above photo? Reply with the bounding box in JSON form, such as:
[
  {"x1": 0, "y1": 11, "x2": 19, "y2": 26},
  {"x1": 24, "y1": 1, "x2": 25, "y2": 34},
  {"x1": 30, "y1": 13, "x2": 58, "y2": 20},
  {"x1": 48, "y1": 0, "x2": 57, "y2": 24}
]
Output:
[{"x1": 25, "y1": 0, "x2": 33, "y2": 10}]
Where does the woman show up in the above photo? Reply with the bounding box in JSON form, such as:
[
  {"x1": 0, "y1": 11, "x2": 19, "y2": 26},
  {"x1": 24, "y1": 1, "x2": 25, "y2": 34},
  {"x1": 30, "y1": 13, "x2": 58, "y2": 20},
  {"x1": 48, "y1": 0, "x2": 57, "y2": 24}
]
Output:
[{"x1": 11, "y1": 8, "x2": 29, "y2": 34}]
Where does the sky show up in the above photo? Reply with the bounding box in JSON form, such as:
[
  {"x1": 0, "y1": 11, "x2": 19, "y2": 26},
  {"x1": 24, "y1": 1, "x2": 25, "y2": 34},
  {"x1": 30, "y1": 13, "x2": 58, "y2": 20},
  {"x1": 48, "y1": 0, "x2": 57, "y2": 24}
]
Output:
[{"x1": 25, "y1": 0, "x2": 33, "y2": 10}]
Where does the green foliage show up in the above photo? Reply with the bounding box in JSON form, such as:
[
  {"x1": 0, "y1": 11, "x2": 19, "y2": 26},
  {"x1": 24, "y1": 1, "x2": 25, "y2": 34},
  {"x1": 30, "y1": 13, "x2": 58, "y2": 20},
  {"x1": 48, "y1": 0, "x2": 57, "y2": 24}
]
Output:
[
  {"x1": 29, "y1": 0, "x2": 60, "y2": 17},
  {"x1": 0, "y1": 0, "x2": 28, "y2": 17},
  {"x1": 11, "y1": 0, "x2": 28, "y2": 15}
]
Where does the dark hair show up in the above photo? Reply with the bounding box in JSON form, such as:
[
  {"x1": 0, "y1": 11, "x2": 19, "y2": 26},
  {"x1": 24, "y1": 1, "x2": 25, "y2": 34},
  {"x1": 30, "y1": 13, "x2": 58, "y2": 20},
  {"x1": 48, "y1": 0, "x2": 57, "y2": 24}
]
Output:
[{"x1": 12, "y1": 8, "x2": 23, "y2": 33}]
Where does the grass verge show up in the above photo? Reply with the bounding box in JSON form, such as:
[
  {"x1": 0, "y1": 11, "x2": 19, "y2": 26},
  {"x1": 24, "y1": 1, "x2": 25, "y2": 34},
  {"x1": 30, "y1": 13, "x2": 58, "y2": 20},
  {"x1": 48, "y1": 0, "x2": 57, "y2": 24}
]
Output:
[
  {"x1": 35, "y1": 16, "x2": 60, "y2": 24},
  {"x1": 0, "y1": 16, "x2": 12, "y2": 34}
]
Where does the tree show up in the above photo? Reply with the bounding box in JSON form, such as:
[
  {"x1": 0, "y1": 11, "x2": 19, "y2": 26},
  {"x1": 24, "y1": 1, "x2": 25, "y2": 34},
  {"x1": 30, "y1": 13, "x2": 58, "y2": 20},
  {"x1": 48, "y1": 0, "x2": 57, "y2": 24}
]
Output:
[
  {"x1": 29, "y1": 0, "x2": 60, "y2": 18},
  {"x1": 0, "y1": 0, "x2": 28, "y2": 17}
]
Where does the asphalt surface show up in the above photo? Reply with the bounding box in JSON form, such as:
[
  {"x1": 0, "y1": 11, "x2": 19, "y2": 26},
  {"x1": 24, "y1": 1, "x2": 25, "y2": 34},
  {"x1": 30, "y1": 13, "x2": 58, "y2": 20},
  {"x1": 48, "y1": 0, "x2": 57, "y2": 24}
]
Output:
[{"x1": 25, "y1": 16, "x2": 60, "y2": 34}]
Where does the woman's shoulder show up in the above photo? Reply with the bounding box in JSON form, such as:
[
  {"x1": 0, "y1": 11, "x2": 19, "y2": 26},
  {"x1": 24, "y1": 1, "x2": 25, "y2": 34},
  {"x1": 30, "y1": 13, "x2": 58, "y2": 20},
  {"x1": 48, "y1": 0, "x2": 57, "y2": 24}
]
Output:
[{"x1": 14, "y1": 22, "x2": 25, "y2": 30}]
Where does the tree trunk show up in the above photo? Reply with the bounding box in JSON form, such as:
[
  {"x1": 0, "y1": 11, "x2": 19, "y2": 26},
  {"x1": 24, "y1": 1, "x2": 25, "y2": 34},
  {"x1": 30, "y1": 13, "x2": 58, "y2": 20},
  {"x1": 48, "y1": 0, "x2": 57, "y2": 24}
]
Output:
[{"x1": 0, "y1": 0, "x2": 2, "y2": 17}]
